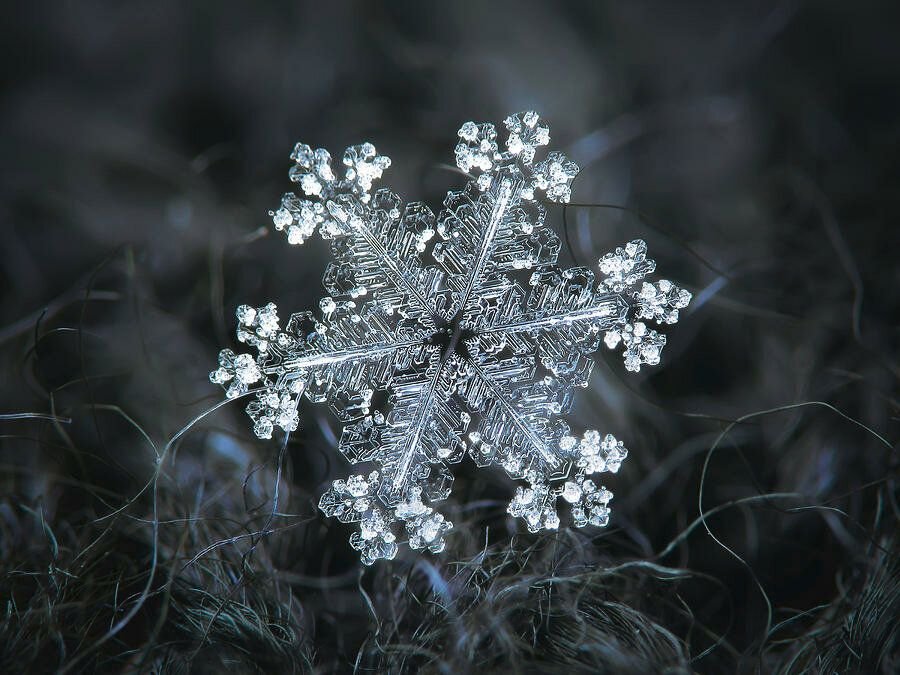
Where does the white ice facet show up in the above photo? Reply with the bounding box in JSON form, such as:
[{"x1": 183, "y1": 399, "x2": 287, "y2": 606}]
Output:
[{"x1": 210, "y1": 112, "x2": 692, "y2": 563}]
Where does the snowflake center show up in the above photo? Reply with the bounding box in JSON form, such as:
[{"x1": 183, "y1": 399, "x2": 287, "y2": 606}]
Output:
[{"x1": 427, "y1": 315, "x2": 476, "y2": 361}]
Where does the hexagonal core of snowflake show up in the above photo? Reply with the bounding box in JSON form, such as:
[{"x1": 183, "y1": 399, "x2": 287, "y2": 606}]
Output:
[
  {"x1": 209, "y1": 111, "x2": 693, "y2": 564},
  {"x1": 426, "y1": 316, "x2": 477, "y2": 361}
]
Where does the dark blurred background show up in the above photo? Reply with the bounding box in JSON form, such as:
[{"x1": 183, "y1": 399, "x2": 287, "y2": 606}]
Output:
[{"x1": 1, "y1": 1, "x2": 897, "y2": 673}]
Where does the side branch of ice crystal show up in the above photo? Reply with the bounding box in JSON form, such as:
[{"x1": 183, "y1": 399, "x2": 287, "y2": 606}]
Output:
[{"x1": 209, "y1": 111, "x2": 692, "y2": 563}]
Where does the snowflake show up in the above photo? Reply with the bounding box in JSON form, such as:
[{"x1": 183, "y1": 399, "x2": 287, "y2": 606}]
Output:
[{"x1": 209, "y1": 112, "x2": 692, "y2": 564}]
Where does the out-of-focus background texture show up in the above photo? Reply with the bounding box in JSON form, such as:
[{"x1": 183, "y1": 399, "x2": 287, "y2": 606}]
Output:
[{"x1": 1, "y1": 1, "x2": 897, "y2": 672}]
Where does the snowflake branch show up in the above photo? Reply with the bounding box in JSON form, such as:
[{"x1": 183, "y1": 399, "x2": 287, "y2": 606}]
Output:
[
  {"x1": 467, "y1": 359, "x2": 563, "y2": 471},
  {"x1": 377, "y1": 349, "x2": 448, "y2": 506},
  {"x1": 276, "y1": 338, "x2": 423, "y2": 374},
  {"x1": 480, "y1": 293, "x2": 630, "y2": 336},
  {"x1": 331, "y1": 201, "x2": 439, "y2": 326},
  {"x1": 455, "y1": 178, "x2": 516, "y2": 316}
]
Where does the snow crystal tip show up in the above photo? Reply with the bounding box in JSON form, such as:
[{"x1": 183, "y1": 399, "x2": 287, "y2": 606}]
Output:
[{"x1": 454, "y1": 111, "x2": 579, "y2": 203}]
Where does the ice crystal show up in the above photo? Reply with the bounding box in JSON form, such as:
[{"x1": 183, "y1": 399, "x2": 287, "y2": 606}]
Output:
[{"x1": 210, "y1": 112, "x2": 692, "y2": 564}]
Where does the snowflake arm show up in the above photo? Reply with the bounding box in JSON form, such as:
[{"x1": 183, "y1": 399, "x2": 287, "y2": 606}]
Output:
[
  {"x1": 324, "y1": 191, "x2": 443, "y2": 326},
  {"x1": 462, "y1": 356, "x2": 566, "y2": 476},
  {"x1": 210, "y1": 300, "x2": 429, "y2": 439},
  {"x1": 373, "y1": 350, "x2": 461, "y2": 506},
  {"x1": 272, "y1": 144, "x2": 441, "y2": 325}
]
